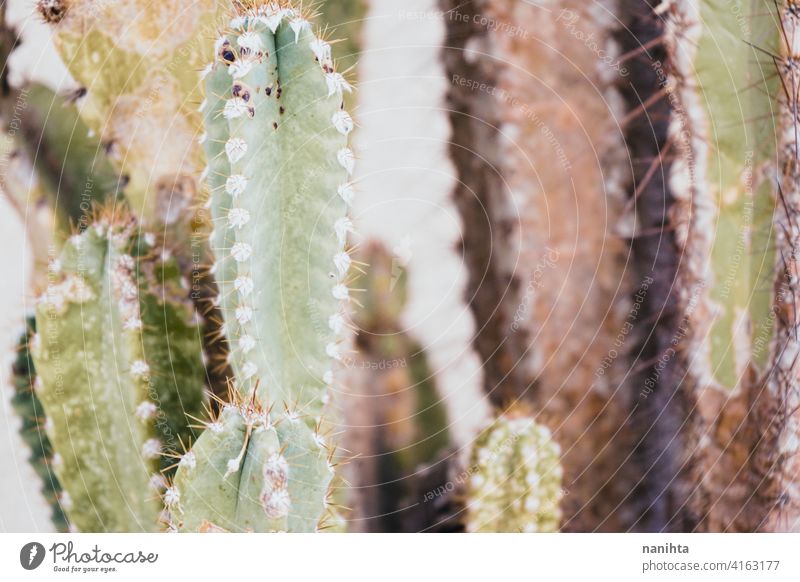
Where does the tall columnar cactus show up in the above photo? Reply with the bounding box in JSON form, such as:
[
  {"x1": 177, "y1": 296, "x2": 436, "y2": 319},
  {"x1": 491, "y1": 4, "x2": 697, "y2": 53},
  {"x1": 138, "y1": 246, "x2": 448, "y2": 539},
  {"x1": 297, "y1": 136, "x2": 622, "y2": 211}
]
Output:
[
  {"x1": 30, "y1": 211, "x2": 207, "y2": 532},
  {"x1": 170, "y1": 1, "x2": 355, "y2": 532},
  {"x1": 640, "y1": 0, "x2": 786, "y2": 531},
  {"x1": 440, "y1": 0, "x2": 636, "y2": 531},
  {"x1": 465, "y1": 413, "x2": 562, "y2": 533}
]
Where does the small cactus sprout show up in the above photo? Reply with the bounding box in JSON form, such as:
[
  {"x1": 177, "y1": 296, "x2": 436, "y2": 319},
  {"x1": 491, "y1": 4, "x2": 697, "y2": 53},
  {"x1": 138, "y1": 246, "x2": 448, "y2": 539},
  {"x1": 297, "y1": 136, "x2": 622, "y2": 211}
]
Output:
[
  {"x1": 30, "y1": 210, "x2": 207, "y2": 532},
  {"x1": 173, "y1": 0, "x2": 354, "y2": 532},
  {"x1": 465, "y1": 414, "x2": 563, "y2": 533}
]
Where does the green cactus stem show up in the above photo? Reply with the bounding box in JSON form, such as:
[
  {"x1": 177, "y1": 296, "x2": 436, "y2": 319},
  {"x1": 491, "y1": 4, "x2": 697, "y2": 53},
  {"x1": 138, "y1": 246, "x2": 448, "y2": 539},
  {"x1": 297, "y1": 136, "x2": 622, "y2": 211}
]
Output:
[
  {"x1": 18, "y1": 84, "x2": 120, "y2": 232},
  {"x1": 30, "y1": 210, "x2": 207, "y2": 531},
  {"x1": 9, "y1": 318, "x2": 68, "y2": 532},
  {"x1": 171, "y1": 1, "x2": 355, "y2": 532},
  {"x1": 465, "y1": 413, "x2": 563, "y2": 533}
]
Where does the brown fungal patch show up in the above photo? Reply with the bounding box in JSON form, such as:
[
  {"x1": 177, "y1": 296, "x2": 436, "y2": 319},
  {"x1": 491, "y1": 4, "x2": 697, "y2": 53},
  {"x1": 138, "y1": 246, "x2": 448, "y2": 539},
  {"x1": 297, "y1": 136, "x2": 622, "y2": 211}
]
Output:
[{"x1": 36, "y1": 0, "x2": 68, "y2": 24}]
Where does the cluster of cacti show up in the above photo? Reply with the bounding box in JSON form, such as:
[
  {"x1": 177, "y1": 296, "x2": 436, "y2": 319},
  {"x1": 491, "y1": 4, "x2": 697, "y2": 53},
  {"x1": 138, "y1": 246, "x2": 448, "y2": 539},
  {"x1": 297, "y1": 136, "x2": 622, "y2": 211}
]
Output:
[
  {"x1": 437, "y1": 0, "x2": 800, "y2": 533},
  {"x1": 14, "y1": 0, "x2": 800, "y2": 536}
]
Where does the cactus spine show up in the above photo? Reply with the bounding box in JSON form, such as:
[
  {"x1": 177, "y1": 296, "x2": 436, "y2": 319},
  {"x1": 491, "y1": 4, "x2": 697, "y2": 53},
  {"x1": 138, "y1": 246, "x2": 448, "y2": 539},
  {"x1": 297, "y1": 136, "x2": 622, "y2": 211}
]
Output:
[
  {"x1": 171, "y1": 1, "x2": 354, "y2": 532},
  {"x1": 465, "y1": 414, "x2": 562, "y2": 533},
  {"x1": 30, "y1": 211, "x2": 207, "y2": 532}
]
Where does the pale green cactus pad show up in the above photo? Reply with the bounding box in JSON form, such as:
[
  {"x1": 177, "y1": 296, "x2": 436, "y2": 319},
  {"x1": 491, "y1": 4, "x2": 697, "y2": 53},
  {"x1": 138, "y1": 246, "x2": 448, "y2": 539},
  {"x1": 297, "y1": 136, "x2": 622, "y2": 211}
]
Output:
[
  {"x1": 30, "y1": 212, "x2": 207, "y2": 532},
  {"x1": 172, "y1": 0, "x2": 355, "y2": 532},
  {"x1": 465, "y1": 414, "x2": 563, "y2": 533}
]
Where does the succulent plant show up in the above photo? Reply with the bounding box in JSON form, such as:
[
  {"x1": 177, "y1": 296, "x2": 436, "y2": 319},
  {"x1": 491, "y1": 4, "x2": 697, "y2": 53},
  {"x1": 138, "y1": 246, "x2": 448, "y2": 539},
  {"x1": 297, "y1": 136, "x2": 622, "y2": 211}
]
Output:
[
  {"x1": 37, "y1": 0, "x2": 221, "y2": 224},
  {"x1": 439, "y1": 0, "x2": 634, "y2": 531},
  {"x1": 17, "y1": 0, "x2": 798, "y2": 537},
  {"x1": 168, "y1": 0, "x2": 355, "y2": 533},
  {"x1": 29, "y1": 211, "x2": 207, "y2": 532},
  {"x1": 465, "y1": 413, "x2": 562, "y2": 533},
  {"x1": 9, "y1": 318, "x2": 68, "y2": 532}
]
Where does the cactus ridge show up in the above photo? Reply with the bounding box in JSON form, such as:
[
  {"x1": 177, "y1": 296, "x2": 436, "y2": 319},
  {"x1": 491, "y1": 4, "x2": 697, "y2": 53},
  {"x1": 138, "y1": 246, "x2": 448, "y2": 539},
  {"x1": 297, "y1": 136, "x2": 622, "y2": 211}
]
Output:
[{"x1": 10, "y1": 318, "x2": 69, "y2": 531}]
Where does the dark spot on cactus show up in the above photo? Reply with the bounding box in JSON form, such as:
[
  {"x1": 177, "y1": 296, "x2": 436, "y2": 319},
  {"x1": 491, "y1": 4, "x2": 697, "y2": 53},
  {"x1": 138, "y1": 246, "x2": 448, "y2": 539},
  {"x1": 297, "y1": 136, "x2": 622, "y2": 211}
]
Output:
[
  {"x1": 279, "y1": 106, "x2": 285, "y2": 115},
  {"x1": 36, "y1": 0, "x2": 67, "y2": 24},
  {"x1": 265, "y1": 86, "x2": 272, "y2": 97},
  {"x1": 273, "y1": 122, "x2": 278, "y2": 130},
  {"x1": 247, "y1": 107, "x2": 255, "y2": 118},
  {"x1": 276, "y1": 85, "x2": 282, "y2": 99},
  {"x1": 232, "y1": 82, "x2": 252, "y2": 103},
  {"x1": 219, "y1": 40, "x2": 235, "y2": 65},
  {"x1": 103, "y1": 140, "x2": 115, "y2": 155}
]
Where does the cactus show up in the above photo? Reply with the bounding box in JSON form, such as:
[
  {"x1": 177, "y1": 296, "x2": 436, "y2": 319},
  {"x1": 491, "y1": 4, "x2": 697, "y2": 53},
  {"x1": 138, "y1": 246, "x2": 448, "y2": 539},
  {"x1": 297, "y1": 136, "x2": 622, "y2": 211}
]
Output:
[
  {"x1": 30, "y1": 210, "x2": 207, "y2": 532},
  {"x1": 9, "y1": 318, "x2": 68, "y2": 532},
  {"x1": 440, "y1": 0, "x2": 636, "y2": 531},
  {"x1": 169, "y1": 1, "x2": 354, "y2": 532},
  {"x1": 17, "y1": 84, "x2": 120, "y2": 232},
  {"x1": 465, "y1": 413, "x2": 562, "y2": 533},
  {"x1": 621, "y1": 0, "x2": 794, "y2": 531},
  {"x1": 37, "y1": 0, "x2": 221, "y2": 224},
  {"x1": 342, "y1": 242, "x2": 452, "y2": 532}
]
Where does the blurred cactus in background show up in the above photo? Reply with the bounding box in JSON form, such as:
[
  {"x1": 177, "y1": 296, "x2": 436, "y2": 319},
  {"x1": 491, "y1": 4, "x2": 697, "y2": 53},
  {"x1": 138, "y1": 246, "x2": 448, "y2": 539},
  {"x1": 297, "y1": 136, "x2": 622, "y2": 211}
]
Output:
[
  {"x1": 342, "y1": 242, "x2": 454, "y2": 532},
  {"x1": 465, "y1": 412, "x2": 562, "y2": 533},
  {"x1": 31, "y1": 213, "x2": 206, "y2": 532}
]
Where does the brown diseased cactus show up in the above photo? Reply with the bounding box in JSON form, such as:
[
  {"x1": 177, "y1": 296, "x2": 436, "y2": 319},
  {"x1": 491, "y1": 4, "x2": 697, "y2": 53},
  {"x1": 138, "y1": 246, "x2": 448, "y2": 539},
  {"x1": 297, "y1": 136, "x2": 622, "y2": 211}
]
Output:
[{"x1": 440, "y1": 0, "x2": 637, "y2": 531}]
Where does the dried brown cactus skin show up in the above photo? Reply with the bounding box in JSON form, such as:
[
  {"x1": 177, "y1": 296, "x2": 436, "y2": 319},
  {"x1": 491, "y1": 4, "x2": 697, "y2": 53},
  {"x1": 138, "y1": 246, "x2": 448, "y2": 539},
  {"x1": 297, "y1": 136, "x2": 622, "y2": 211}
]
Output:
[{"x1": 440, "y1": 0, "x2": 638, "y2": 531}]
